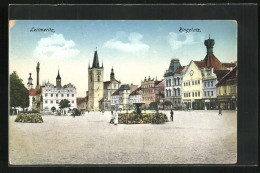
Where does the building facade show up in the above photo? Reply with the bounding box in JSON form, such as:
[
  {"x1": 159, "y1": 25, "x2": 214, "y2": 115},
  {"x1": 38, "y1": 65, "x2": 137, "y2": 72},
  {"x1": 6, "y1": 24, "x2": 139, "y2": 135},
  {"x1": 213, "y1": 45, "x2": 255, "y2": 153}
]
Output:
[
  {"x1": 111, "y1": 89, "x2": 120, "y2": 110},
  {"x1": 129, "y1": 87, "x2": 142, "y2": 109},
  {"x1": 119, "y1": 84, "x2": 131, "y2": 110},
  {"x1": 42, "y1": 70, "x2": 77, "y2": 111},
  {"x1": 164, "y1": 59, "x2": 182, "y2": 104},
  {"x1": 216, "y1": 66, "x2": 237, "y2": 110},
  {"x1": 101, "y1": 67, "x2": 121, "y2": 111},
  {"x1": 88, "y1": 50, "x2": 104, "y2": 111},
  {"x1": 182, "y1": 61, "x2": 203, "y2": 109},
  {"x1": 141, "y1": 76, "x2": 161, "y2": 107},
  {"x1": 77, "y1": 97, "x2": 88, "y2": 111},
  {"x1": 202, "y1": 68, "x2": 218, "y2": 110}
]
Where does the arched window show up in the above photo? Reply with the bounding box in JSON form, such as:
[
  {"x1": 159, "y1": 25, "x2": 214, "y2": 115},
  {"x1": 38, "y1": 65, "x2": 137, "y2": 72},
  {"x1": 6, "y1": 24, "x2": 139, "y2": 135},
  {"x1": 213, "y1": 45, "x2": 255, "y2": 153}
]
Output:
[
  {"x1": 169, "y1": 79, "x2": 171, "y2": 86},
  {"x1": 178, "y1": 88, "x2": 180, "y2": 96},
  {"x1": 169, "y1": 89, "x2": 171, "y2": 96}
]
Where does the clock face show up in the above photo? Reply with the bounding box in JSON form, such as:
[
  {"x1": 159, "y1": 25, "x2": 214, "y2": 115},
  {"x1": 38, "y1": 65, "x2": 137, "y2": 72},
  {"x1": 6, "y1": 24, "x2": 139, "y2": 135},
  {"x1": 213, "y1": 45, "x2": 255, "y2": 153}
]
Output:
[{"x1": 190, "y1": 70, "x2": 194, "y2": 76}]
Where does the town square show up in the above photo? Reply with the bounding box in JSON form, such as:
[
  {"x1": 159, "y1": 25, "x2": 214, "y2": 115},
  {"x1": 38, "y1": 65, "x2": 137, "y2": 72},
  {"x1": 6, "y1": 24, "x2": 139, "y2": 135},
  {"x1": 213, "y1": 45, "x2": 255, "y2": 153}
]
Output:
[{"x1": 9, "y1": 20, "x2": 237, "y2": 165}]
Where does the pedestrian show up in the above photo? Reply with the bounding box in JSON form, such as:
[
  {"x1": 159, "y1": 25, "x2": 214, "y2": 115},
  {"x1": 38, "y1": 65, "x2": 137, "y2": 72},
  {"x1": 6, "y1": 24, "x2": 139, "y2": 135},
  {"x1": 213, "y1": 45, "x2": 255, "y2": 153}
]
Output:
[
  {"x1": 218, "y1": 107, "x2": 222, "y2": 116},
  {"x1": 114, "y1": 110, "x2": 118, "y2": 125},
  {"x1": 170, "y1": 109, "x2": 174, "y2": 121}
]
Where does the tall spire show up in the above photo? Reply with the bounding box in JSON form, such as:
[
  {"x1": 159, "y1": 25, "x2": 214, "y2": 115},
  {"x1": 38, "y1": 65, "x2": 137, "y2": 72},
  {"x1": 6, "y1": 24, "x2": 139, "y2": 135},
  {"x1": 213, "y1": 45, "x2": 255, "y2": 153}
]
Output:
[
  {"x1": 56, "y1": 68, "x2": 61, "y2": 79},
  {"x1": 92, "y1": 48, "x2": 100, "y2": 68}
]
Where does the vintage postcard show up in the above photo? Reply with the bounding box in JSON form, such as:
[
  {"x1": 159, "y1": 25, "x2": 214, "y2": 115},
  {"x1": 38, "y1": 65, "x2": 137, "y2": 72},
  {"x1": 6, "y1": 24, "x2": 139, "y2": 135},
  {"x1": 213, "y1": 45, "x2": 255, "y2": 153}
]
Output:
[{"x1": 9, "y1": 20, "x2": 237, "y2": 165}]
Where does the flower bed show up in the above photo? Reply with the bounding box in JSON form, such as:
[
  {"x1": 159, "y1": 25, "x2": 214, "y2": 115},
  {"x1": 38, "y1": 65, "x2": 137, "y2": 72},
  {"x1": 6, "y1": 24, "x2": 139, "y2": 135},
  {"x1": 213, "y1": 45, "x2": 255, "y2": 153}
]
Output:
[
  {"x1": 110, "y1": 113, "x2": 168, "y2": 124},
  {"x1": 15, "y1": 113, "x2": 43, "y2": 123}
]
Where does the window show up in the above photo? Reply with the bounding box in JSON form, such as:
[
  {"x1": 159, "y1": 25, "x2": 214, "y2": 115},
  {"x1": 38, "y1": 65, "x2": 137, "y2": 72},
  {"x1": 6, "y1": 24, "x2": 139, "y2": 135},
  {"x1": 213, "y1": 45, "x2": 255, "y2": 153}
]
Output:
[
  {"x1": 189, "y1": 93, "x2": 190, "y2": 97},
  {"x1": 169, "y1": 90, "x2": 171, "y2": 96},
  {"x1": 169, "y1": 79, "x2": 171, "y2": 86},
  {"x1": 45, "y1": 94, "x2": 48, "y2": 97},
  {"x1": 208, "y1": 82, "x2": 210, "y2": 87},
  {"x1": 45, "y1": 100, "x2": 48, "y2": 103},
  {"x1": 51, "y1": 94, "x2": 53, "y2": 97},
  {"x1": 51, "y1": 100, "x2": 53, "y2": 104},
  {"x1": 67, "y1": 94, "x2": 69, "y2": 97},
  {"x1": 207, "y1": 91, "x2": 210, "y2": 96},
  {"x1": 195, "y1": 80, "x2": 197, "y2": 85},
  {"x1": 224, "y1": 87, "x2": 227, "y2": 94},
  {"x1": 61, "y1": 94, "x2": 64, "y2": 97},
  {"x1": 192, "y1": 92, "x2": 194, "y2": 97},
  {"x1": 178, "y1": 89, "x2": 180, "y2": 96},
  {"x1": 189, "y1": 81, "x2": 190, "y2": 86},
  {"x1": 195, "y1": 92, "x2": 197, "y2": 97},
  {"x1": 219, "y1": 88, "x2": 221, "y2": 95},
  {"x1": 174, "y1": 78, "x2": 176, "y2": 85},
  {"x1": 198, "y1": 92, "x2": 200, "y2": 97},
  {"x1": 211, "y1": 91, "x2": 213, "y2": 96},
  {"x1": 211, "y1": 81, "x2": 213, "y2": 87},
  {"x1": 175, "y1": 101, "x2": 177, "y2": 104},
  {"x1": 204, "y1": 82, "x2": 207, "y2": 87},
  {"x1": 56, "y1": 100, "x2": 59, "y2": 104},
  {"x1": 230, "y1": 86, "x2": 233, "y2": 93},
  {"x1": 178, "y1": 101, "x2": 180, "y2": 104},
  {"x1": 72, "y1": 101, "x2": 74, "y2": 104},
  {"x1": 192, "y1": 81, "x2": 194, "y2": 85},
  {"x1": 205, "y1": 91, "x2": 207, "y2": 96},
  {"x1": 198, "y1": 80, "x2": 200, "y2": 84},
  {"x1": 184, "y1": 82, "x2": 186, "y2": 86},
  {"x1": 56, "y1": 94, "x2": 58, "y2": 97},
  {"x1": 72, "y1": 94, "x2": 74, "y2": 97}
]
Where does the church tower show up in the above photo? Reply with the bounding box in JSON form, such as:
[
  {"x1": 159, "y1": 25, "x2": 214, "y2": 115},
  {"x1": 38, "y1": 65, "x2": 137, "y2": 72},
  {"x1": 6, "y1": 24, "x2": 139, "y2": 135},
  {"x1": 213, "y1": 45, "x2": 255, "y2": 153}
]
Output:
[
  {"x1": 88, "y1": 49, "x2": 104, "y2": 111},
  {"x1": 110, "y1": 67, "x2": 115, "y2": 81},
  {"x1": 56, "y1": 69, "x2": 61, "y2": 88}
]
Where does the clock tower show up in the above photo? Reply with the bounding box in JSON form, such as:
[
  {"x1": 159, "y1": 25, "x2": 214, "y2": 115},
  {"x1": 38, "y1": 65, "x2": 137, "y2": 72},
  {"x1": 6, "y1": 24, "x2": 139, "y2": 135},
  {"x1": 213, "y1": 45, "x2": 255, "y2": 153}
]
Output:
[{"x1": 88, "y1": 49, "x2": 104, "y2": 111}]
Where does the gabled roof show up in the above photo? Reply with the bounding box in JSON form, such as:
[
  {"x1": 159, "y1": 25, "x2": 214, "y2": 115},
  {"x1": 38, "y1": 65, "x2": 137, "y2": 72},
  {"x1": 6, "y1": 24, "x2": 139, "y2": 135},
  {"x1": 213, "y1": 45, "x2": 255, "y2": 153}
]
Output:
[
  {"x1": 194, "y1": 61, "x2": 207, "y2": 68},
  {"x1": 216, "y1": 66, "x2": 237, "y2": 86},
  {"x1": 130, "y1": 87, "x2": 142, "y2": 96},
  {"x1": 111, "y1": 88, "x2": 120, "y2": 96},
  {"x1": 214, "y1": 70, "x2": 230, "y2": 81},
  {"x1": 175, "y1": 66, "x2": 186, "y2": 73},
  {"x1": 222, "y1": 62, "x2": 236, "y2": 68},
  {"x1": 77, "y1": 98, "x2": 86, "y2": 105},
  {"x1": 29, "y1": 89, "x2": 36, "y2": 96},
  {"x1": 194, "y1": 54, "x2": 224, "y2": 71}
]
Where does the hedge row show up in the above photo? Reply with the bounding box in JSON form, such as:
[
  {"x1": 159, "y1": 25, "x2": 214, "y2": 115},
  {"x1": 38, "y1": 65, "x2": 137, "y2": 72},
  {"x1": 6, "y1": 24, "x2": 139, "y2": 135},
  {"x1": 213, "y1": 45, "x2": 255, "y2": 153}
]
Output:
[{"x1": 15, "y1": 113, "x2": 43, "y2": 123}]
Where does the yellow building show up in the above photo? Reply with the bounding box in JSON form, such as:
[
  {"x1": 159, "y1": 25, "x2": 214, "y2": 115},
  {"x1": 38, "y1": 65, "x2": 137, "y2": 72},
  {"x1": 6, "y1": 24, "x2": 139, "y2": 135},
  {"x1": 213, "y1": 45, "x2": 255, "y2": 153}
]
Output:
[
  {"x1": 88, "y1": 50, "x2": 104, "y2": 111},
  {"x1": 216, "y1": 66, "x2": 237, "y2": 110},
  {"x1": 182, "y1": 61, "x2": 203, "y2": 109}
]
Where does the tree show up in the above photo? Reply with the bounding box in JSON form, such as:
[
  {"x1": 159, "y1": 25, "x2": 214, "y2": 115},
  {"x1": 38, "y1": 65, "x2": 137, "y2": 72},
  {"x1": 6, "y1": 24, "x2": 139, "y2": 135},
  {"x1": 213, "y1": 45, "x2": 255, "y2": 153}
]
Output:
[
  {"x1": 163, "y1": 101, "x2": 172, "y2": 109},
  {"x1": 10, "y1": 71, "x2": 29, "y2": 112},
  {"x1": 149, "y1": 102, "x2": 157, "y2": 110},
  {"x1": 58, "y1": 99, "x2": 71, "y2": 114}
]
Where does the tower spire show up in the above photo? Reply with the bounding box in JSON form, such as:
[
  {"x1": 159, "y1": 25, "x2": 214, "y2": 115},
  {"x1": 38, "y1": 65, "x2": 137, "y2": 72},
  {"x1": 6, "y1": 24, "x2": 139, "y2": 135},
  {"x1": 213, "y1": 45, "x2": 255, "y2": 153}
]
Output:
[{"x1": 92, "y1": 48, "x2": 100, "y2": 68}]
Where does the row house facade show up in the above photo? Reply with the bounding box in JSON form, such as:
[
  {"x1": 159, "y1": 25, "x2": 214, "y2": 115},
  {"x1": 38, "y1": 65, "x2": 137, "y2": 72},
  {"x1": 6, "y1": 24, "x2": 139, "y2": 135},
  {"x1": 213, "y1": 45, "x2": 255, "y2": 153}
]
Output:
[
  {"x1": 129, "y1": 87, "x2": 142, "y2": 109},
  {"x1": 141, "y1": 76, "x2": 162, "y2": 107},
  {"x1": 216, "y1": 66, "x2": 237, "y2": 110}
]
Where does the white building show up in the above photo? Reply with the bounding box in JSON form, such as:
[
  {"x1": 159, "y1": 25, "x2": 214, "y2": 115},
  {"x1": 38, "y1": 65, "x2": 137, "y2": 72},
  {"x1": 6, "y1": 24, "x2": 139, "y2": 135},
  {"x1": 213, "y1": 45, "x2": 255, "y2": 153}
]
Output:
[
  {"x1": 129, "y1": 87, "x2": 142, "y2": 109},
  {"x1": 111, "y1": 88, "x2": 120, "y2": 110},
  {"x1": 42, "y1": 70, "x2": 77, "y2": 112},
  {"x1": 119, "y1": 84, "x2": 131, "y2": 110}
]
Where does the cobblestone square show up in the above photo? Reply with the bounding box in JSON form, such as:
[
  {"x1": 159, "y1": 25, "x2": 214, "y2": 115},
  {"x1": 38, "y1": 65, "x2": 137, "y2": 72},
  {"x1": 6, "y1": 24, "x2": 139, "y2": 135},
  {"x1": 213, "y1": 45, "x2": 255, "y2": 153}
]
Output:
[{"x1": 9, "y1": 110, "x2": 237, "y2": 165}]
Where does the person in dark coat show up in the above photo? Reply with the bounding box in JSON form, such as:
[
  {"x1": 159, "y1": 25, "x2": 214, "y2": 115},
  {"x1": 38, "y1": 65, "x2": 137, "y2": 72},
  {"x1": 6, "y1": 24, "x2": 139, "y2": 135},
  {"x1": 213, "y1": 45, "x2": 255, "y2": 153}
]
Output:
[
  {"x1": 170, "y1": 109, "x2": 174, "y2": 121},
  {"x1": 218, "y1": 107, "x2": 222, "y2": 116}
]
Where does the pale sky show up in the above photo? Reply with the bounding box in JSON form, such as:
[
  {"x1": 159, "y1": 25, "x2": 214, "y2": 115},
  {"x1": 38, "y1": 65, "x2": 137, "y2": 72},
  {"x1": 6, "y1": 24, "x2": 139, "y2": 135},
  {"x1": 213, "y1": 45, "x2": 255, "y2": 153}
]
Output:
[{"x1": 9, "y1": 20, "x2": 237, "y2": 97}]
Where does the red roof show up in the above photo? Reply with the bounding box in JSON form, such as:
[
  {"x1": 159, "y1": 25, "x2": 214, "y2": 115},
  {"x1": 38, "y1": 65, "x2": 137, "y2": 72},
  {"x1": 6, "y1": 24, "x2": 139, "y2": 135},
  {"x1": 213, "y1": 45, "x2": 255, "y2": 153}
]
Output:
[
  {"x1": 194, "y1": 61, "x2": 207, "y2": 68},
  {"x1": 175, "y1": 66, "x2": 186, "y2": 73},
  {"x1": 99, "y1": 98, "x2": 104, "y2": 102},
  {"x1": 194, "y1": 54, "x2": 224, "y2": 70},
  {"x1": 130, "y1": 87, "x2": 142, "y2": 96},
  {"x1": 103, "y1": 81, "x2": 111, "y2": 89},
  {"x1": 29, "y1": 89, "x2": 36, "y2": 96},
  {"x1": 222, "y1": 62, "x2": 236, "y2": 68},
  {"x1": 111, "y1": 88, "x2": 120, "y2": 96}
]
